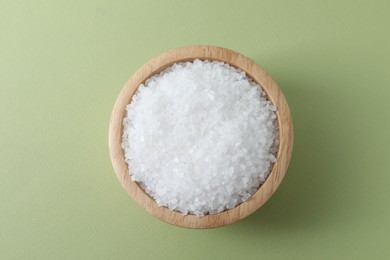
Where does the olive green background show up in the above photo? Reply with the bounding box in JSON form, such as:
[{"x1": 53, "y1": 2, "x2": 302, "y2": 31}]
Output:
[{"x1": 1, "y1": 0, "x2": 389, "y2": 259}]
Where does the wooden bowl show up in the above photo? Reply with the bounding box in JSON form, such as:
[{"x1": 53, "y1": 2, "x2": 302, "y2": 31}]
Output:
[{"x1": 109, "y1": 45, "x2": 293, "y2": 228}]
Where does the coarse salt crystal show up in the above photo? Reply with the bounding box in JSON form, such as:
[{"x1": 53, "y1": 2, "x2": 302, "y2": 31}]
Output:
[{"x1": 122, "y1": 59, "x2": 278, "y2": 216}]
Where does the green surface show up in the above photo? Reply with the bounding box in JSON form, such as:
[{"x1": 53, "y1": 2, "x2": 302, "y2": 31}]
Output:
[{"x1": 1, "y1": 0, "x2": 390, "y2": 259}]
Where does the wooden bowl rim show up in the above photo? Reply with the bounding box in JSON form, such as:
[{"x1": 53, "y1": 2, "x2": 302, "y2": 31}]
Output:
[{"x1": 109, "y1": 45, "x2": 293, "y2": 228}]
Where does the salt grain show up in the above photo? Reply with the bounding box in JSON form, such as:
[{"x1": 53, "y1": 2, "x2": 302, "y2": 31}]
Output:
[{"x1": 122, "y1": 59, "x2": 278, "y2": 216}]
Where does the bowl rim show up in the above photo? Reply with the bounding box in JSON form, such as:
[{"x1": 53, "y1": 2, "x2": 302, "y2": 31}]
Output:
[{"x1": 108, "y1": 45, "x2": 293, "y2": 228}]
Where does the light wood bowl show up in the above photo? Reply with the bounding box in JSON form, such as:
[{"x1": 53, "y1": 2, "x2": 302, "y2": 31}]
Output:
[{"x1": 109, "y1": 45, "x2": 293, "y2": 228}]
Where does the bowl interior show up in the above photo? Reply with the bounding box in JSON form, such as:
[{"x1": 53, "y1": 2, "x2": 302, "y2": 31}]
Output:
[{"x1": 109, "y1": 46, "x2": 293, "y2": 228}]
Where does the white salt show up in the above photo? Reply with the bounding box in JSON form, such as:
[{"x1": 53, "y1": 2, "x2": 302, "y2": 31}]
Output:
[{"x1": 122, "y1": 59, "x2": 278, "y2": 216}]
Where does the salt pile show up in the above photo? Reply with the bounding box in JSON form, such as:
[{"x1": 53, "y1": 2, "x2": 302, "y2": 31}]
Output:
[{"x1": 122, "y1": 59, "x2": 278, "y2": 216}]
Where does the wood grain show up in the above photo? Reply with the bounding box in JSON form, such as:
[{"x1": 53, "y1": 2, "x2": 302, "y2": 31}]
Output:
[{"x1": 108, "y1": 46, "x2": 293, "y2": 228}]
